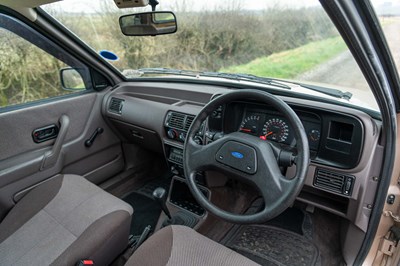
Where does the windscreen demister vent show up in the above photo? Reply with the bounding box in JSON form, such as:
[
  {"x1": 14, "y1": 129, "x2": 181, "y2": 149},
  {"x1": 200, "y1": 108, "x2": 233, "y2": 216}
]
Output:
[
  {"x1": 109, "y1": 98, "x2": 124, "y2": 114},
  {"x1": 165, "y1": 112, "x2": 195, "y2": 132},
  {"x1": 314, "y1": 169, "x2": 355, "y2": 196}
]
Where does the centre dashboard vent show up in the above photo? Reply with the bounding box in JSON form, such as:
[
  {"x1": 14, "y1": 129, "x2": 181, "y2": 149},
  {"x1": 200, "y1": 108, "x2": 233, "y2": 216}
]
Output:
[
  {"x1": 109, "y1": 97, "x2": 124, "y2": 114},
  {"x1": 184, "y1": 115, "x2": 195, "y2": 131},
  {"x1": 165, "y1": 112, "x2": 195, "y2": 132},
  {"x1": 313, "y1": 169, "x2": 355, "y2": 196}
]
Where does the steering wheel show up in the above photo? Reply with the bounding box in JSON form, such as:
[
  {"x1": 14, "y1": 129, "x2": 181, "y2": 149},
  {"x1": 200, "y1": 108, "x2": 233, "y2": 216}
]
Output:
[{"x1": 183, "y1": 89, "x2": 310, "y2": 224}]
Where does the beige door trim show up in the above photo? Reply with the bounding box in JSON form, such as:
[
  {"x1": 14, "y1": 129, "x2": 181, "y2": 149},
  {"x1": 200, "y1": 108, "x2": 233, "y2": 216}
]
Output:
[{"x1": 364, "y1": 114, "x2": 400, "y2": 265}]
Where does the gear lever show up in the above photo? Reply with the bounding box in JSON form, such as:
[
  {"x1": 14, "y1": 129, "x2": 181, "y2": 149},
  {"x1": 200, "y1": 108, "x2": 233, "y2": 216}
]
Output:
[{"x1": 152, "y1": 187, "x2": 172, "y2": 219}]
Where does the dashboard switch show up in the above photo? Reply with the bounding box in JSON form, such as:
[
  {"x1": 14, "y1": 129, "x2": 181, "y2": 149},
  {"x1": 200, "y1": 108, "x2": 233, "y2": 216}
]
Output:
[
  {"x1": 171, "y1": 166, "x2": 179, "y2": 175},
  {"x1": 179, "y1": 132, "x2": 186, "y2": 142},
  {"x1": 387, "y1": 194, "x2": 396, "y2": 205},
  {"x1": 167, "y1": 129, "x2": 177, "y2": 139},
  {"x1": 194, "y1": 136, "x2": 203, "y2": 145},
  {"x1": 205, "y1": 131, "x2": 215, "y2": 140}
]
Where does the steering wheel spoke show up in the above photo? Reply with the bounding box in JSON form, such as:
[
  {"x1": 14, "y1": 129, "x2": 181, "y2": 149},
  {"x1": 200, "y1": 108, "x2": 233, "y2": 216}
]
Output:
[
  {"x1": 247, "y1": 140, "x2": 287, "y2": 201},
  {"x1": 184, "y1": 137, "x2": 222, "y2": 172},
  {"x1": 253, "y1": 167, "x2": 293, "y2": 208}
]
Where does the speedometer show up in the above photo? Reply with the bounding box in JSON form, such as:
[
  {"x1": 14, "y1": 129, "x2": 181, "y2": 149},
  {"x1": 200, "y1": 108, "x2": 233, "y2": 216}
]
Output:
[{"x1": 262, "y1": 118, "x2": 289, "y2": 142}]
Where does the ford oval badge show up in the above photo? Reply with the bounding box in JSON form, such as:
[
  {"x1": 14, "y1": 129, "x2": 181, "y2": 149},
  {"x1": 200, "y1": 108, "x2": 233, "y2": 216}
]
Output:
[{"x1": 231, "y1": 151, "x2": 244, "y2": 159}]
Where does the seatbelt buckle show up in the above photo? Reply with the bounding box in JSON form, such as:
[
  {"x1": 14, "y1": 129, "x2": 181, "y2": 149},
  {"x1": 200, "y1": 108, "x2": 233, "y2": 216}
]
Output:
[{"x1": 76, "y1": 259, "x2": 94, "y2": 266}]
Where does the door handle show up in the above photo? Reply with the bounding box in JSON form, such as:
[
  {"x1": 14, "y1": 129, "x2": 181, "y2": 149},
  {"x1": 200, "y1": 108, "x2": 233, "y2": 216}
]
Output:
[
  {"x1": 40, "y1": 115, "x2": 70, "y2": 171},
  {"x1": 32, "y1": 124, "x2": 59, "y2": 143}
]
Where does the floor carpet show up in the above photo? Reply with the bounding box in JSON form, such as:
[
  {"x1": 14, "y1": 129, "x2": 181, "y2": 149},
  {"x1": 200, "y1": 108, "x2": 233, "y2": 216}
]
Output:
[{"x1": 122, "y1": 192, "x2": 161, "y2": 236}]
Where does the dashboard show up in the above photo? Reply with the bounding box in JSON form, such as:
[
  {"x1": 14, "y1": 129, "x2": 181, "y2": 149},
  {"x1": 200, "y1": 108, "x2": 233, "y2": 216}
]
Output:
[{"x1": 102, "y1": 81, "x2": 382, "y2": 233}]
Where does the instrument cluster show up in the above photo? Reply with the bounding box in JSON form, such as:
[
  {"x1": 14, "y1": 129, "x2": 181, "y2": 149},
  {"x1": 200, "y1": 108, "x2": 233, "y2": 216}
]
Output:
[{"x1": 238, "y1": 110, "x2": 321, "y2": 150}]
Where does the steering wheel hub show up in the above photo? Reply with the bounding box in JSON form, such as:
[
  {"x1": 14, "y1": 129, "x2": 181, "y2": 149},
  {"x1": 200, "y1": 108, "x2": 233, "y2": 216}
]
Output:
[{"x1": 216, "y1": 141, "x2": 257, "y2": 174}]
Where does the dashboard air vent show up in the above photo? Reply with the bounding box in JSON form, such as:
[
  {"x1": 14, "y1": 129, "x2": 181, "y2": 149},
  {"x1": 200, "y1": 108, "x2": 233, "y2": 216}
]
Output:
[
  {"x1": 168, "y1": 112, "x2": 185, "y2": 129},
  {"x1": 109, "y1": 98, "x2": 124, "y2": 114},
  {"x1": 165, "y1": 112, "x2": 195, "y2": 132},
  {"x1": 314, "y1": 169, "x2": 355, "y2": 196},
  {"x1": 184, "y1": 115, "x2": 195, "y2": 131}
]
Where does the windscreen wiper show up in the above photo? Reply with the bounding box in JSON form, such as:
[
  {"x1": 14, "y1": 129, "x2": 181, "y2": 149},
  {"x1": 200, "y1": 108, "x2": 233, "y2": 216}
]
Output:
[
  {"x1": 127, "y1": 68, "x2": 199, "y2": 78},
  {"x1": 202, "y1": 72, "x2": 291, "y2": 90},
  {"x1": 295, "y1": 83, "x2": 352, "y2": 100},
  {"x1": 270, "y1": 78, "x2": 353, "y2": 100}
]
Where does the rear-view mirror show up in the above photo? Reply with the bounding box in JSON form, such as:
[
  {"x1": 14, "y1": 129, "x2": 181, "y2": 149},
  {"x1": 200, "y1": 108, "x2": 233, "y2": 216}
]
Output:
[
  {"x1": 119, "y1": 11, "x2": 177, "y2": 36},
  {"x1": 60, "y1": 68, "x2": 85, "y2": 91}
]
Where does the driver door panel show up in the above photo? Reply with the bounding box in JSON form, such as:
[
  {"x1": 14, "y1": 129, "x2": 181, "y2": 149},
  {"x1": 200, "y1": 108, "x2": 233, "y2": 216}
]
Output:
[
  {"x1": 0, "y1": 11, "x2": 125, "y2": 219},
  {"x1": 0, "y1": 92, "x2": 124, "y2": 219}
]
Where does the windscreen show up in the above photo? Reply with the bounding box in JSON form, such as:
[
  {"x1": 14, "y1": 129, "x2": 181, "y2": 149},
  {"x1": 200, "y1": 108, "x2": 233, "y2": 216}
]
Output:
[{"x1": 42, "y1": 0, "x2": 381, "y2": 111}]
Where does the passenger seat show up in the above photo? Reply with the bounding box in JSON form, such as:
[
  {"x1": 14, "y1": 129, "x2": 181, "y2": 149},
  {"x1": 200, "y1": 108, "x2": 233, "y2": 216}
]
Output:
[{"x1": 0, "y1": 174, "x2": 133, "y2": 266}]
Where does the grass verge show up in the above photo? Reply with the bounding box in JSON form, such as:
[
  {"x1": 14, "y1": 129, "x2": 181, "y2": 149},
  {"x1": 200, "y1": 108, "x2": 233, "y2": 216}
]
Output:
[{"x1": 220, "y1": 37, "x2": 347, "y2": 79}]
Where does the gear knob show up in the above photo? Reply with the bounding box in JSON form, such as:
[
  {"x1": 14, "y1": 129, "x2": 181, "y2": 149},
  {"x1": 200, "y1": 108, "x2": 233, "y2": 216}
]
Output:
[{"x1": 152, "y1": 187, "x2": 172, "y2": 219}]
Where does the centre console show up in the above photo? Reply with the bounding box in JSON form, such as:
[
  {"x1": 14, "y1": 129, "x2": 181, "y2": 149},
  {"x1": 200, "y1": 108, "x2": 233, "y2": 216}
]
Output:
[
  {"x1": 169, "y1": 178, "x2": 208, "y2": 216},
  {"x1": 156, "y1": 111, "x2": 210, "y2": 230},
  {"x1": 165, "y1": 144, "x2": 185, "y2": 176},
  {"x1": 155, "y1": 176, "x2": 210, "y2": 230}
]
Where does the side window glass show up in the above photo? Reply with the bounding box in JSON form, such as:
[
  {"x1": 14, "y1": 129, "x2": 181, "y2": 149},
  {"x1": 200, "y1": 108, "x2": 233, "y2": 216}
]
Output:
[{"x1": 0, "y1": 14, "x2": 91, "y2": 108}]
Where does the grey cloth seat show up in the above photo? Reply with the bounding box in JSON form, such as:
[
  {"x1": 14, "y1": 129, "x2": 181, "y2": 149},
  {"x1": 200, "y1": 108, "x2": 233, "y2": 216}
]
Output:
[
  {"x1": 0, "y1": 174, "x2": 133, "y2": 266},
  {"x1": 126, "y1": 225, "x2": 260, "y2": 266}
]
